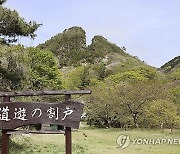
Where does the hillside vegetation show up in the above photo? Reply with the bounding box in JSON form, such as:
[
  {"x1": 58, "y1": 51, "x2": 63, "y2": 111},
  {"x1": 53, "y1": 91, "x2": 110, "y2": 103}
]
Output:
[
  {"x1": 0, "y1": 25, "x2": 179, "y2": 130},
  {"x1": 38, "y1": 27, "x2": 144, "y2": 69},
  {"x1": 161, "y1": 56, "x2": 180, "y2": 72}
]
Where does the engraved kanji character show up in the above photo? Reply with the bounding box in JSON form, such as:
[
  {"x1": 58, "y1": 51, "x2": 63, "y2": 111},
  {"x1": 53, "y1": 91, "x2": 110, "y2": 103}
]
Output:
[
  {"x1": 47, "y1": 107, "x2": 59, "y2": 120},
  {"x1": 62, "y1": 107, "x2": 73, "y2": 121},
  {"x1": 0, "y1": 106, "x2": 10, "y2": 121},
  {"x1": 13, "y1": 108, "x2": 28, "y2": 121}
]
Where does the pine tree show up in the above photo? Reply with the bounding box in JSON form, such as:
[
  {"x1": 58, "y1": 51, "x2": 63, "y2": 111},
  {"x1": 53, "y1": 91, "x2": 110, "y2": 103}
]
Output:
[{"x1": 0, "y1": 0, "x2": 41, "y2": 43}]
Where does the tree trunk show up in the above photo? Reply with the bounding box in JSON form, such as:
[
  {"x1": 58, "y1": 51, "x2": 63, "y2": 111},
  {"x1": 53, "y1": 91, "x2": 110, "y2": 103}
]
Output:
[{"x1": 132, "y1": 114, "x2": 139, "y2": 128}]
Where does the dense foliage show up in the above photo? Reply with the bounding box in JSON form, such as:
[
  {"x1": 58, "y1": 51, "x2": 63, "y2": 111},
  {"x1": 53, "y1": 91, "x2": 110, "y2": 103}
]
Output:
[
  {"x1": 0, "y1": 0, "x2": 41, "y2": 43},
  {"x1": 85, "y1": 71, "x2": 180, "y2": 129},
  {"x1": 38, "y1": 27, "x2": 86, "y2": 67},
  {"x1": 0, "y1": 45, "x2": 62, "y2": 92}
]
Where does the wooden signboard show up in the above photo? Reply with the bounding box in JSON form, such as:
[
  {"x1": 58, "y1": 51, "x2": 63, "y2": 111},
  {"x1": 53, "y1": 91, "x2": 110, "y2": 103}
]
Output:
[
  {"x1": 0, "y1": 101, "x2": 83, "y2": 130},
  {"x1": 0, "y1": 90, "x2": 91, "y2": 154}
]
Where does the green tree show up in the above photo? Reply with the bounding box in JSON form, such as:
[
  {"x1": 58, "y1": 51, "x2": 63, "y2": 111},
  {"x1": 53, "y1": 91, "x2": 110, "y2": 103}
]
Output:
[
  {"x1": 96, "y1": 63, "x2": 106, "y2": 80},
  {"x1": 85, "y1": 83, "x2": 128, "y2": 128},
  {"x1": 145, "y1": 99, "x2": 179, "y2": 132},
  {"x1": 115, "y1": 80, "x2": 173, "y2": 128},
  {"x1": 106, "y1": 66, "x2": 158, "y2": 84},
  {"x1": 0, "y1": 0, "x2": 41, "y2": 43},
  {"x1": 26, "y1": 48, "x2": 62, "y2": 90},
  {"x1": 0, "y1": 45, "x2": 25, "y2": 91},
  {"x1": 63, "y1": 66, "x2": 90, "y2": 90},
  {"x1": 0, "y1": 45, "x2": 62, "y2": 91}
]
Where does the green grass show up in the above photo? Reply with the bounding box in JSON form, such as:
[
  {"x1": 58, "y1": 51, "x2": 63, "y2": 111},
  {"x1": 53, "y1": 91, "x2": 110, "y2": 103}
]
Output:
[{"x1": 8, "y1": 125, "x2": 180, "y2": 154}]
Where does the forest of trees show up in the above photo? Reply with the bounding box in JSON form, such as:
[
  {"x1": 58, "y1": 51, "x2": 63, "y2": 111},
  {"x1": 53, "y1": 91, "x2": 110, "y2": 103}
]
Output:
[
  {"x1": 0, "y1": 0, "x2": 179, "y2": 131},
  {"x1": 85, "y1": 67, "x2": 180, "y2": 130}
]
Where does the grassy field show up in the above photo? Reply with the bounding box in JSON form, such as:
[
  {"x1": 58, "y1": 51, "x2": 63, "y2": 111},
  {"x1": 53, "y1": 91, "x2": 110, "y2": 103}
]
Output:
[{"x1": 9, "y1": 124, "x2": 180, "y2": 154}]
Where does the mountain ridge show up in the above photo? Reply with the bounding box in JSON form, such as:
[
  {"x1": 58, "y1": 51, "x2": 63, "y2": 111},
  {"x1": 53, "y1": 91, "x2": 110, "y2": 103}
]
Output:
[
  {"x1": 37, "y1": 26, "x2": 179, "y2": 73},
  {"x1": 37, "y1": 26, "x2": 145, "y2": 70}
]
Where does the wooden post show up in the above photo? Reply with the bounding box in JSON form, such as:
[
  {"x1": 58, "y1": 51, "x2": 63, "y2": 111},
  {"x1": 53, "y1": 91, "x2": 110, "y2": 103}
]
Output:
[
  {"x1": 1, "y1": 96, "x2": 10, "y2": 154},
  {"x1": 65, "y1": 94, "x2": 72, "y2": 154}
]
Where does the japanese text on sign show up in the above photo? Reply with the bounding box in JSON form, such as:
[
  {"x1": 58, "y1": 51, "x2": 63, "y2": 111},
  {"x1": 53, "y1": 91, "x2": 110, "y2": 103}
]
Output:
[
  {"x1": 0, "y1": 106, "x2": 74, "y2": 121},
  {"x1": 0, "y1": 101, "x2": 83, "y2": 130}
]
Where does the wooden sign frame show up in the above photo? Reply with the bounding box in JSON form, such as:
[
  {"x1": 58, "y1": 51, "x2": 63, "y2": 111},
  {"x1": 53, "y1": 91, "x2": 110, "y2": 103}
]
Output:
[
  {"x1": 0, "y1": 101, "x2": 83, "y2": 130},
  {"x1": 0, "y1": 90, "x2": 91, "y2": 154}
]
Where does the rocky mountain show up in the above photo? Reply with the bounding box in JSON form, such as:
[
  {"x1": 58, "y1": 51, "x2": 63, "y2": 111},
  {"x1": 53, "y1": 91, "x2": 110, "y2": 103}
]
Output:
[
  {"x1": 38, "y1": 27, "x2": 86, "y2": 67},
  {"x1": 37, "y1": 26, "x2": 145, "y2": 71}
]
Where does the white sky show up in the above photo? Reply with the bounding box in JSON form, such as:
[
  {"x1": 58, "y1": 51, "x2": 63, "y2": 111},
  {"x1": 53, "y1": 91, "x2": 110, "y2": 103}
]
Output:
[{"x1": 4, "y1": 0, "x2": 180, "y2": 67}]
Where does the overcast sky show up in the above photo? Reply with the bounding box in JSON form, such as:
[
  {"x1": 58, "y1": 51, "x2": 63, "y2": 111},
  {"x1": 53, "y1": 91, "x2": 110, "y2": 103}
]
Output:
[{"x1": 4, "y1": 0, "x2": 180, "y2": 67}]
